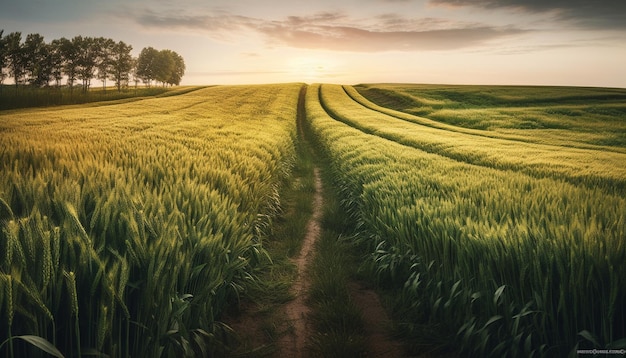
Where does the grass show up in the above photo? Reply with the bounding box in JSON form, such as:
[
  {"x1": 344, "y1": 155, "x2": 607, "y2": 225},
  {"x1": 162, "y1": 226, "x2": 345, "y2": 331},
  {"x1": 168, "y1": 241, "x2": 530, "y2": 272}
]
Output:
[
  {"x1": 306, "y1": 223, "x2": 366, "y2": 357},
  {"x1": 300, "y1": 89, "x2": 368, "y2": 358},
  {"x1": 0, "y1": 85, "x2": 205, "y2": 110},
  {"x1": 224, "y1": 84, "x2": 371, "y2": 357},
  {"x1": 223, "y1": 91, "x2": 317, "y2": 356}
]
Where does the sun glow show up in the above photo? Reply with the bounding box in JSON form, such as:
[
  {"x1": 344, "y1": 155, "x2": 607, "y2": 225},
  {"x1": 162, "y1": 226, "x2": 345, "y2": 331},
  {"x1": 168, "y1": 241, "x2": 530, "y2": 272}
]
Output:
[{"x1": 286, "y1": 56, "x2": 338, "y2": 82}]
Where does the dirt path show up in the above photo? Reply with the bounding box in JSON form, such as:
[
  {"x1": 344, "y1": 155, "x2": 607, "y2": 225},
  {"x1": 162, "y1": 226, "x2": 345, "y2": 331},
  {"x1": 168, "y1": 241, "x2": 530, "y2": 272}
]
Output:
[
  {"x1": 277, "y1": 84, "x2": 405, "y2": 357},
  {"x1": 349, "y1": 282, "x2": 405, "y2": 357},
  {"x1": 227, "y1": 84, "x2": 406, "y2": 357},
  {"x1": 277, "y1": 166, "x2": 323, "y2": 358}
]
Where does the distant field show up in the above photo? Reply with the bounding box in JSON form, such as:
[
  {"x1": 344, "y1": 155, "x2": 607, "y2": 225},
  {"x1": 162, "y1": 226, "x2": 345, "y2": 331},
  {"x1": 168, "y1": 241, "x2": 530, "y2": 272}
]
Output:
[
  {"x1": 355, "y1": 83, "x2": 626, "y2": 149},
  {"x1": 0, "y1": 85, "x2": 206, "y2": 110}
]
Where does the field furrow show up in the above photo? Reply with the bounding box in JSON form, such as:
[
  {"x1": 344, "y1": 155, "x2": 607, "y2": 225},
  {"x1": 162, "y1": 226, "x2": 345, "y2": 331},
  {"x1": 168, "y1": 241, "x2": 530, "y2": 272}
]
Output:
[
  {"x1": 318, "y1": 84, "x2": 626, "y2": 193},
  {"x1": 347, "y1": 85, "x2": 626, "y2": 154}
]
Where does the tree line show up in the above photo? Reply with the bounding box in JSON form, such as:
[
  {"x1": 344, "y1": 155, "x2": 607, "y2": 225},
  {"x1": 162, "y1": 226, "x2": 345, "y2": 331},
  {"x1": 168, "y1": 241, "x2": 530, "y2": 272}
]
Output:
[{"x1": 0, "y1": 30, "x2": 185, "y2": 93}]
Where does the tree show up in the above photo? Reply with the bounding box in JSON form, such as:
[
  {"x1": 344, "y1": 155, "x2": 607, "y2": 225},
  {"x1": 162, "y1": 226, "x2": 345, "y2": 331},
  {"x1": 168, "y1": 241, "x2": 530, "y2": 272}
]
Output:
[
  {"x1": 49, "y1": 39, "x2": 65, "y2": 87},
  {"x1": 37, "y1": 42, "x2": 57, "y2": 88},
  {"x1": 130, "y1": 57, "x2": 140, "y2": 89},
  {"x1": 5, "y1": 32, "x2": 26, "y2": 91},
  {"x1": 74, "y1": 36, "x2": 99, "y2": 93},
  {"x1": 136, "y1": 47, "x2": 158, "y2": 87},
  {"x1": 167, "y1": 51, "x2": 185, "y2": 86},
  {"x1": 154, "y1": 49, "x2": 175, "y2": 87},
  {"x1": 57, "y1": 37, "x2": 79, "y2": 93},
  {"x1": 0, "y1": 30, "x2": 7, "y2": 93},
  {"x1": 0, "y1": 33, "x2": 186, "y2": 93},
  {"x1": 96, "y1": 37, "x2": 115, "y2": 92},
  {"x1": 110, "y1": 40, "x2": 133, "y2": 92},
  {"x1": 23, "y1": 33, "x2": 53, "y2": 87},
  {"x1": 155, "y1": 49, "x2": 186, "y2": 87},
  {"x1": 136, "y1": 48, "x2": 185, "y2": 87}
]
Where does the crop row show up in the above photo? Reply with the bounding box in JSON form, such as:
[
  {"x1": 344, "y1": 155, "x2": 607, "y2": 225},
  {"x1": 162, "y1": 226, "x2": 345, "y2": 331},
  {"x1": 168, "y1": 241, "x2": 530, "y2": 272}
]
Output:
[
  {"x1": 305, "y1": 84, "x2": 625, "y2": 356},
  {"x1": 355, "y1": 84, "x2": 626, "y2": 153},
  {"x1": 353, "y1": 83, "x2": 626, "y2": 151},
  {"x1": 319, "y1": 84, "x2": 626, "y2": 193},
  {"x1": 0, "y1": 84, "x2": 301, "y2": 357}
]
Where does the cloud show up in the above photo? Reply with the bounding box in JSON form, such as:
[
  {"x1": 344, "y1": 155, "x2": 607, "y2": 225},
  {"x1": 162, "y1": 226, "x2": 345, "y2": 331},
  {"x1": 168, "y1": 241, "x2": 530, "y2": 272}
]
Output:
[
  {"x1": 134, "y1": 9, "x2": 256, "y2": 33},
  {"x1": 373, "y1": 14, "x2": 476, "y2": 31},
  {"x1": 188, "y1": 70, "x2": 288, "y2": 76},
  {"x1": 128, "y1": 8, "x2": 526, "y2": 52},
  {"x1": 489, "y1": 43, "x2": 581, "y2": 55},
  {"x1": 429, "y1": 0, "x2": 626, "y2": 30},
  {"x1": 0, "y1": 0, "x2": 104, "y2": 23},
  {"x1": 285, "y1": 12, "x2": 348, "y2": 26},
  {"x1": 254, "y1": 23, "x2": 524, "y2": 51}
]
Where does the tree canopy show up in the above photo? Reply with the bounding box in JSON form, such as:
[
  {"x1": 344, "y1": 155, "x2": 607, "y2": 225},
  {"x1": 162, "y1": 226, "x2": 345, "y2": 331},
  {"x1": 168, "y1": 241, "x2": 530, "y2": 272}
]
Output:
[
  {"x1": 0, "y1": 30, "x2": 185, "y2": 92},
  {"x1": 136, "y1": 47, "x2": 185, "y2": 87}
]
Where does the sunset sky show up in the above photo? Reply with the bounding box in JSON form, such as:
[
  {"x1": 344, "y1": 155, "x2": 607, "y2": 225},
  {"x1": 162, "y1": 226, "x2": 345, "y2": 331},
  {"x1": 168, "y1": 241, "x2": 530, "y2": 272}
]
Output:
[{"x1": 2, "y1": 0, "x2": 625, "y2": 87}]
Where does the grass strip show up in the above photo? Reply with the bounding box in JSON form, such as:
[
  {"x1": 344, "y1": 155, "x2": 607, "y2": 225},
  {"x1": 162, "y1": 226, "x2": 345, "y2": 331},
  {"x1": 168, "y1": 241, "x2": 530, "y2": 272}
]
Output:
[
  {"x1": 300, "y1": 86, "x2": 368, "y2": 357},
  {"x1": 222, "y1": 87, "x2": 318, "y2": 356}
]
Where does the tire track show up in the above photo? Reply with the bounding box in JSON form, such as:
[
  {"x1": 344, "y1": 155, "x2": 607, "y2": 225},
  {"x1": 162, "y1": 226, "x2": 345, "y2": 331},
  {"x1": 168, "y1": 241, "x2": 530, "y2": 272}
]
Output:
[
  {"x1": 316, "y1": 84, "x2": 626, "y2": 194},
  {"x1": 277, "y1": 84, "x2": 322, "y2": 358}
]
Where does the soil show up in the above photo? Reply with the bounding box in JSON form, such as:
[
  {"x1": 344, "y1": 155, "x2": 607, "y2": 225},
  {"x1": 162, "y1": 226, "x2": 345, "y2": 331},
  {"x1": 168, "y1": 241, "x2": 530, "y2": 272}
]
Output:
[
  {"x1": 348, "y1": 281, "x2": 405, "y2": 358},
  {"x1": 277, "y1": 168, "x2": 407, "y2": 358},
  {"x1": 275, "y1": 167, "x2": 323, "y2": 358}
]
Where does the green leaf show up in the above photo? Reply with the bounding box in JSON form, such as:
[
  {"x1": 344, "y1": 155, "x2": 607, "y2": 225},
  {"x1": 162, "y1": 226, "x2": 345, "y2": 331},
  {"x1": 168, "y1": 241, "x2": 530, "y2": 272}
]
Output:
[
  {"x1": 578, "y1": 330, "x2": 600, "y2": 347},
  {"x1": 450, "y1": 279, "x2": 462, "y2": 297},
  {"x1": 0, "y1": 196, "x2": 13, "y2": 222},
  {"x1": 493, "y1": 285, "x2": 506, "y2": 306},
  {"x1": 524, "y1": 333, "x2": 533, "y2": 355},
  {"x1": 607, "y1": 337, "x2": 626, "y2": 349},
  {"x1": 15, "y1": 335, "x2": 65, "y2": 358},
  {"x1": 179, "y1": 293, "x2": 193, "y2": 301},
  {"x1": 470, "y1": 292, "x2": 481, "y2": 303},
  {"x1": 81, "y1": 348, "x2": 109, "y2": 357},
  {"x1": 482, "y1": 315, "x2": 503, "y2": 330}
]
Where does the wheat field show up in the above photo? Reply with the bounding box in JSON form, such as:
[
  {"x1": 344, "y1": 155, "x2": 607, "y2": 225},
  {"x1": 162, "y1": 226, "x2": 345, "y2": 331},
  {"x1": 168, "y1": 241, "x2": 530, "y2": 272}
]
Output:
[
  {"x1": 0, "y1": 84, "x2": 301, "y2": 357},
  {"x1": 306, "y1": 83, "x2": 626, "y2": 356},
  {"x1": 1, "y1": 82, "x2": 625, "y2": 357}
]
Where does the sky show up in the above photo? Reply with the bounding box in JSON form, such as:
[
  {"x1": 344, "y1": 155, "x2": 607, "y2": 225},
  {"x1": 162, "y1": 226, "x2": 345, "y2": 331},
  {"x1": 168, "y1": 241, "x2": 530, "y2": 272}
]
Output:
[{"x1": 1, "y1": 0, "x2": 625, "y2": 87}]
